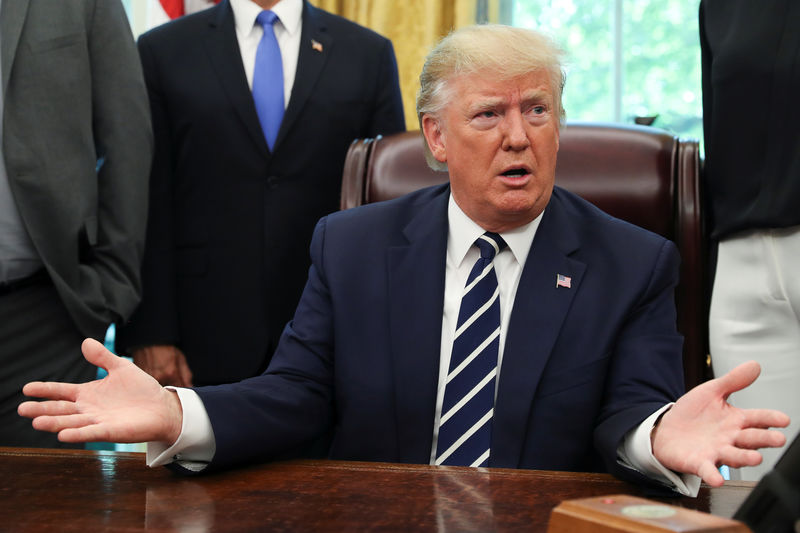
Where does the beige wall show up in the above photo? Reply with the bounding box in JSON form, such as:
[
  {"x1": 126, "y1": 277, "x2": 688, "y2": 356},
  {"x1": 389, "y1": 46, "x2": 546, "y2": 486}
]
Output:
[{"x1": 310, "y1": 1, "x2": 498, "y2": 130}]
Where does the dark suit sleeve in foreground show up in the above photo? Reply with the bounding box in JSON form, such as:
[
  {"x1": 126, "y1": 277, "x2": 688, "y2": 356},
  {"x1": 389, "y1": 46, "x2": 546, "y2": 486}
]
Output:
[{"x1": 593, "y1": 238, "x2": 687, "y2": 487}]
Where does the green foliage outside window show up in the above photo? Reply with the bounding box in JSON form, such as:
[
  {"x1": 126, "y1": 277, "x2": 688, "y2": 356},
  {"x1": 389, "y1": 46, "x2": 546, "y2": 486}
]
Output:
[{"x1": 509, "y1": 0, "x2": 702, "y2": 148}]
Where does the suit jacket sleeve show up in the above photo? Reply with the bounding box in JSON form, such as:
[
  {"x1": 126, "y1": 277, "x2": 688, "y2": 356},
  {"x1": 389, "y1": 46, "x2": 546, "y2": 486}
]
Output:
[
  {"x1": 594, "y1": 238, "x2": 686, "y2": 487},
  {"x1": 85, "y1": 0, "x2": 153, "y2": 326},
  {"x1": 36, "y1": 0, "x2": 153, "y2": 336}
]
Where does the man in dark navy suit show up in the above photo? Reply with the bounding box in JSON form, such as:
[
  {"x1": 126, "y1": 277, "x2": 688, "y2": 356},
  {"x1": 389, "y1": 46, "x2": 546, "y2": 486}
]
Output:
[
  {"x1": 20, "y1": 24, "x2": 789, "y2": 496},
  {"x1": 116, "y1": 0, "x2": 405, "y2": 387}
]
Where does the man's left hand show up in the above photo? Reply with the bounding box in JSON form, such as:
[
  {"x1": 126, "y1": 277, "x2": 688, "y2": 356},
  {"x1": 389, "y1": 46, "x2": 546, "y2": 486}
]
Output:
[{"x1": 652, "y1": 360, "x2": 790, "y2": 486}]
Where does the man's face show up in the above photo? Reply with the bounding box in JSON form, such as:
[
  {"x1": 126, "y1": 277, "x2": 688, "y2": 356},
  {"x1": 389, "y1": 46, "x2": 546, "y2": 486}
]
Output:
[{"x1": 422, "y1": 70, "x2": 560, "y2": 232}]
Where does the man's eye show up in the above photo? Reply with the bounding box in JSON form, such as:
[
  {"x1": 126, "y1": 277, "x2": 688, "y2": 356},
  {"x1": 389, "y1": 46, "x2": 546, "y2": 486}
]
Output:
[
  {"x1": 531, "y1": 106, "x2": 546, "y2": 114},
  {"x1": 477, "y1": 110, "x2": 496, "y2": 118}
]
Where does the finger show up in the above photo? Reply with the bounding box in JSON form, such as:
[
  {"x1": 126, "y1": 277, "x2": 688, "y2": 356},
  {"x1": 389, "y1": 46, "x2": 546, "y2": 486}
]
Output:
[
  {"x1": 18, "y1": 400, "x2": 80, "y2": 418},
  {"x1": 58, "y1": 425, "x2": 116, "y2": 443},
  {"x1": 742, "y1": 409, "x2": 791, "y2": 429},
  {"x1": 734, "y1": 428, "x2": 787, "y2": 450},
  {"x1": 158, "y1": 365, "x2": 180, "y2": 387},
  {"x1": 31, "y1": 413, "x2": 97, "y2": 433},
  {"x1": 710, "y1": 360, "x2": 761, "y2": 400},
  {"x1": 21, "y1": 381, "x2": 81, "y2": 402},
  {"x1": 178, "y1": 354, "x2": 194, "y2": 388},
  {"x1": 697, "y1": 461, "x2": 724, "y2": 487},
  {"x1": 81, "y1": 338, "x2": 126, "y2": 372},
  {"x1": 716, "y1": 445, "x2": 763, "y2": 468}
]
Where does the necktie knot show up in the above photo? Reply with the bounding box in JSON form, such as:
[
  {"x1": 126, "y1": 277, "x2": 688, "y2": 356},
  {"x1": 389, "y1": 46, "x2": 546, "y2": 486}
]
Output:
[
  {"x1": 476, "y1": 232, "x2": 506, "y2": 261},
  {"x1": 256, "y1": 10, "x2": 278, "y2": 28}
]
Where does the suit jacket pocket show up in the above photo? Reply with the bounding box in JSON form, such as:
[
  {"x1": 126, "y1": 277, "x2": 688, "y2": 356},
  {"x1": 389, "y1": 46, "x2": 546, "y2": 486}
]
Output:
[
  {"x1": 27, "y1": 33, "x2": 85, "y2": 54},
  {"x1": 534, "y1": 355, "x2": 610, "y2": 398}
]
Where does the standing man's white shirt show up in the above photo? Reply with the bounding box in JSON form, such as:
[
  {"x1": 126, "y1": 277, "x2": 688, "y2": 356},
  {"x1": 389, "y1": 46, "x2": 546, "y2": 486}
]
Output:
[{"x1": 230, "y1": 0, "x2": 302, "y2": 101}]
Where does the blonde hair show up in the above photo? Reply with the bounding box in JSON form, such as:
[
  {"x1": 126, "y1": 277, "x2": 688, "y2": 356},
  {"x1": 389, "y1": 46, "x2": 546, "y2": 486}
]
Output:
[{"x1": 416, "y1": 24, "x2": 566, "y2": 170}]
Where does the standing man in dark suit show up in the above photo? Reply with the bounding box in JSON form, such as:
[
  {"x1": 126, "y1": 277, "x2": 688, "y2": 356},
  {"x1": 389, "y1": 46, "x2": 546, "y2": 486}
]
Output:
[
  {"x1": 115, "y1": 0, "x2": 405, "y2": 387},
  {"x1": 0, "y1": 0, "x2": 152, "y2": 447},
  {"x1": 19, "y1": 25, "x2": 788, "y2": 494}
]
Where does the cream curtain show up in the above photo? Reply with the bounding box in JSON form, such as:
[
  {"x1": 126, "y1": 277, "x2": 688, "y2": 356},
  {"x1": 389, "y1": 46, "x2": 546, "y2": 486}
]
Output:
[{"x1": 309, "y1": 0, "x2": 500, "y2": 130}]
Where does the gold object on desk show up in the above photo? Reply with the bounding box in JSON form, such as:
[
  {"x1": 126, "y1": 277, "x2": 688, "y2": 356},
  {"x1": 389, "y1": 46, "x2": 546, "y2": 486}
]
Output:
[{"x1": 548, "y1": 494, "x2": 750, "y2": 533}]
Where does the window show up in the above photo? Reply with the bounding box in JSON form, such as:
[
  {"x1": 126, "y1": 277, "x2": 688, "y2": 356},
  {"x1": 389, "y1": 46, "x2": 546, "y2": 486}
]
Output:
[
  {"x1": 501, "y1": 0, "x2": 702, "y2": 147},
  {"x1": 121, "y1": 0, "x2": 161, "y2": 38}
]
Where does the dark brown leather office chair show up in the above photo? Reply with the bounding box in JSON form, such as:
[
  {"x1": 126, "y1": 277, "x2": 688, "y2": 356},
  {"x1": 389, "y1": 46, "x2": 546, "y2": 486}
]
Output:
[{"x1": 340, "y1": 122, "x2": 709, "y2": 389}]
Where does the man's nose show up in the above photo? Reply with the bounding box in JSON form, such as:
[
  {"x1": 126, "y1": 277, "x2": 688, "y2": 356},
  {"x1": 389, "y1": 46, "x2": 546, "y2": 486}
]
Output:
[{"x1": 501, "y1": 109, "x2": 531, "y2": 151}]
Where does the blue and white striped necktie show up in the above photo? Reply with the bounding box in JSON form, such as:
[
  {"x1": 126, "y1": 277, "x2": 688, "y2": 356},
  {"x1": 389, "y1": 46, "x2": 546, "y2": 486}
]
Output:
[{"x1": 435, "y1": 232, "x2": 506, "y2": 467}]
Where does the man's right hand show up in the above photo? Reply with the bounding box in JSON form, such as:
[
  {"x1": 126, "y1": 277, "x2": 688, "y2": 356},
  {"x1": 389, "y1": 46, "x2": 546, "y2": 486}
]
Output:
[
  {"x1": 18, "y1": 338, "x2": 184, "y2": 445},
  {"x1": 132, "y1": 345, "x2": 193, "y2": 387}
]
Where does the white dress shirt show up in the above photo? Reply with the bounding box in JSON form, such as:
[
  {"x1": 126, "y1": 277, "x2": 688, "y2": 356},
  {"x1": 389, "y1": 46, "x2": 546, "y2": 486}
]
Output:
[
  {"x1": 148, "y1": 193, "x2": 700, "y2": 496},
  {"x1": 429, "y1": 195, "x2": 542, "y2": 462},
  {"x1": 229, "y1": 0, "x2": 302, "y2": 104}
]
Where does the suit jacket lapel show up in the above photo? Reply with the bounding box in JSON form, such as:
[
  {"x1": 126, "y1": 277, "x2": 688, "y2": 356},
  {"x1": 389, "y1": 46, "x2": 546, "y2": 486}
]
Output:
[
  {"x1": 273, "y1": 1, "x2": 330, "y2": 151},
  {"x1": 1, "y1": 0, "x2": 30, "y2": 95},
  {"x1": 202, "y1": 1, "x2": 269, "y2": 156},
  {"x1": 491, "y1": 190, "x2": 586, "y2": 468},
  {"x1": 388, "y1": 187, "x2": 450, "y2": 463}
]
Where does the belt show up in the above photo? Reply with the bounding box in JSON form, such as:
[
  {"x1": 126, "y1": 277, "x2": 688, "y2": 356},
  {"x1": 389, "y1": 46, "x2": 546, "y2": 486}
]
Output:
[{"x1": 0, "y1": 269, "x2": 50, "y2": 296}]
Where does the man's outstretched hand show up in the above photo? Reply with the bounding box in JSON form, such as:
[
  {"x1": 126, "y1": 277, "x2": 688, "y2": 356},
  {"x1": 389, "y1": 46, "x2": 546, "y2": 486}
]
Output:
[
  {"x1": 18, "y1": 338, "x2": 184, "y2": 446},
  {"x1": 652, "y1": 360, "x2": 790, "y2": 487}
]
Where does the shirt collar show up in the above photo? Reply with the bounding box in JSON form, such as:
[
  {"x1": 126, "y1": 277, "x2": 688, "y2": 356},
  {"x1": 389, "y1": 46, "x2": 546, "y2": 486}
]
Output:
[
  {"x1": 447, "y1": 193, "x2": 544, "y2": 269},
  {"x1": 230, "y1": 0, "x2": 303, "y2": 37}
]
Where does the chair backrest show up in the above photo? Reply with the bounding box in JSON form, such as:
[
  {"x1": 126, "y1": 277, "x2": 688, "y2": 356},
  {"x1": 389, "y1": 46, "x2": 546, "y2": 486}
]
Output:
[{"x1": 340, "y1": 122, "x2": 708, "y2": 389}]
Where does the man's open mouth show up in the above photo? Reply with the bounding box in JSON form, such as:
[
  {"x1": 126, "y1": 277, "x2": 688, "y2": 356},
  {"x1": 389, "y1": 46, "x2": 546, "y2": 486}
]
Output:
[{"x1": 501, "y1": 168, "x2": 528, "y2": 177}]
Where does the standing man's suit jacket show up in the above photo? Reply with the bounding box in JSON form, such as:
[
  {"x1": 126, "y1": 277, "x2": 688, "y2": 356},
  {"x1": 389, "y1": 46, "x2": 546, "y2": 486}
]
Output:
[
  {"x1": 117, "y1": 0, "x2": 405, "y2": 384},
  {"x1": 197, "y1": 184, "x2": 686, "y2": 483},
  {"x1": 1, "y1": 0, "x2": 152, "y2": 339}
]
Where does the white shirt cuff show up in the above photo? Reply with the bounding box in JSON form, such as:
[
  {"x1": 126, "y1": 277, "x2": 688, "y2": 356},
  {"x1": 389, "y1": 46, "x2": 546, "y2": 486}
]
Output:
[
  {"x1": 618, "y1": 403, "x2": 702, "y2": 497},
  {"x1": 146, "y1": 387, "x2": 216, "y2": 472}
]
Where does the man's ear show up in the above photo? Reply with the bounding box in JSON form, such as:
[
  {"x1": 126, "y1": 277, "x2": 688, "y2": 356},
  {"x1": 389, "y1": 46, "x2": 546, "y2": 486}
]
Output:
[
  {"x1": 421, "y1": 114, "x2": 447, "y2": 163},
  {"x1": 555, "y1": 124, "x2": 560, "y2": 152}
]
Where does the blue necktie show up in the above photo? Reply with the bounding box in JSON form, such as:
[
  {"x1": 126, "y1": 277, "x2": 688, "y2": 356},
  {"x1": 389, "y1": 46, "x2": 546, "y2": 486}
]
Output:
[
  {"x1": 435, "y1": 232, "x2": 506, "y2": 467},
  {"x1": 252, "y1": 10, "x2": 284, "y2": 151}
]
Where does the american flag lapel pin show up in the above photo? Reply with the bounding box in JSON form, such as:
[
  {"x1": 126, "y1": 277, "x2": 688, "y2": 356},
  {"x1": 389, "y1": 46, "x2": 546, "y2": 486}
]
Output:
[
  {"x1": 556, "y1": 274, "x2": 572, "y2": 289},
  {"x1": 311, "y1": 39, "x2": 323, "y2": 53}
]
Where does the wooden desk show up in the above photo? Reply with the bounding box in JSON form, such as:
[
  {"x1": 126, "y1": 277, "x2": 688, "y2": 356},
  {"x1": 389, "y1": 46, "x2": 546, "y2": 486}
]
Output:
[{"x1": 0, "y1": 447, "x2": 753, "y2": 532}]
